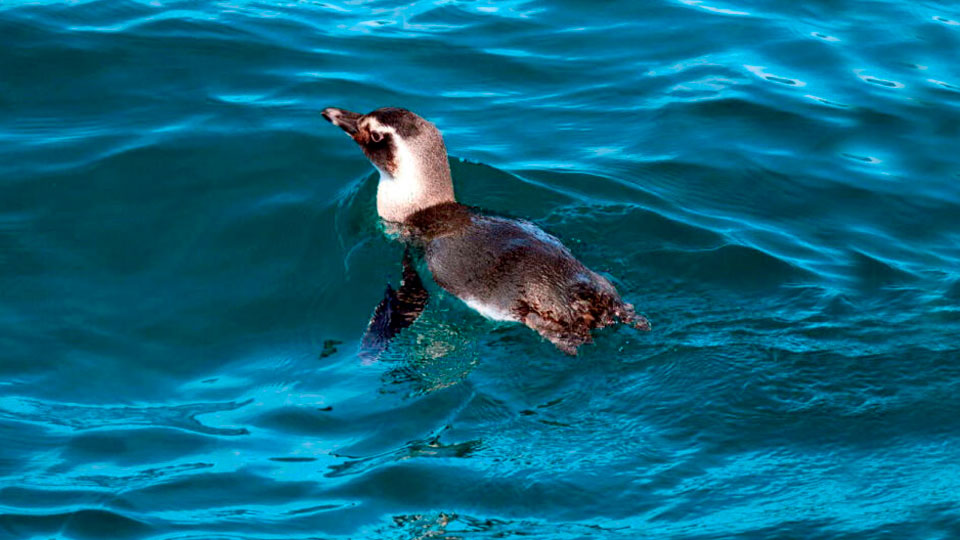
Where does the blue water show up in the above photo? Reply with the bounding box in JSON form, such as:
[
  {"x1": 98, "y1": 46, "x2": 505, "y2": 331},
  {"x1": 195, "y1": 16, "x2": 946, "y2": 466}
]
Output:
[{"x1": 2, "y1": 0, "x2": 960, "y2": 538}]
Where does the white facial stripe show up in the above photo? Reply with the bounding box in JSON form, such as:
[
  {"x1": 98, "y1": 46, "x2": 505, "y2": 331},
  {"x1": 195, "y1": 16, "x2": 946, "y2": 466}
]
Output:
[
  {"x1": 375, "y1": 132, "x2": 432, "y2": 222},
  {"x1": 362, "y1": 112, "x2": 455, "y2": 222},
  {"x1": 361, "y1": 117, "x2": 397, "y2": 137},
  {"x1": 377, "y1": 136, "x2": 415, "y2": 185}
]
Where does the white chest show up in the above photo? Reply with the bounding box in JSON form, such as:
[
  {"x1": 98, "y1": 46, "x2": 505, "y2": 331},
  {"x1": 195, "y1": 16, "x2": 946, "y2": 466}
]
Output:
[
  {"x1": 376, "y1": 169, "x2": 423, "y2": 223},
  {"x1": 462, "y1": 296, "x2": 519, "y2": 322}
]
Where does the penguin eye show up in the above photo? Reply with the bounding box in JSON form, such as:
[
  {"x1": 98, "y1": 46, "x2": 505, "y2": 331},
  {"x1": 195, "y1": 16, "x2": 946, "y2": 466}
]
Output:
[{"x1": 369, "y1": 130, "x2": 384, "y2": 143}]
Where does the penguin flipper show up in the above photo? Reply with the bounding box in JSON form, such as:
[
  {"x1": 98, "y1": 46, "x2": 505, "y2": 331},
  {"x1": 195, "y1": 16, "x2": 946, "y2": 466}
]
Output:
[{"x1": 358, "y1": 248, "x2": 429, "y2": 361}]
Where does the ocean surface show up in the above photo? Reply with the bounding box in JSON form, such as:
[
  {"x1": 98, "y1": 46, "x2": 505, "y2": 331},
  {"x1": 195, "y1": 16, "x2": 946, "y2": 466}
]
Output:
[{"x1": 2, "y1": 0, "x2": 960, "y2": 538}]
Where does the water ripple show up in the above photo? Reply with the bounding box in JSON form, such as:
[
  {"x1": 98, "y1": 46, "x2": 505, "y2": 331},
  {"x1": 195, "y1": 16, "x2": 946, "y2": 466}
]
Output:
[
  {"x1": 0, "y1": 397, "x2": 252, "y2": 436},
  {"x1": 3, "y1": 0, "x2": 960, "y2": 538}
]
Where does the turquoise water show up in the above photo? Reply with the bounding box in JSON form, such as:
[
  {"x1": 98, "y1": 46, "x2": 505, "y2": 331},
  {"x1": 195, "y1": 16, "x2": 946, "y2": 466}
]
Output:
[{"x1": 2, "y1": 0, "x2": 960, "y2": 538}]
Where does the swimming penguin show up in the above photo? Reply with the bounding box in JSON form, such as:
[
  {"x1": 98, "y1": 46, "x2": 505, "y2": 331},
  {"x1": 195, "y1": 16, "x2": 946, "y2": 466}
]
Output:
[{"x1": 322, "y1": 106, "x2": 650, "y2": 354}]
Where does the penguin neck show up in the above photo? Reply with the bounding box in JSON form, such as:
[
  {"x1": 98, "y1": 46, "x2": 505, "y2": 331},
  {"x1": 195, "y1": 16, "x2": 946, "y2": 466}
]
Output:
[{"x1": 375, "y1": 156, "x2": 455, "y2": 224}]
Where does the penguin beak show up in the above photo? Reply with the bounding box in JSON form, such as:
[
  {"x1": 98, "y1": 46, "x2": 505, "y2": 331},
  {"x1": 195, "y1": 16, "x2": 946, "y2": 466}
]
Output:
[{"x1": 322, "y1": 107, "x2": 361, "y2": 136}]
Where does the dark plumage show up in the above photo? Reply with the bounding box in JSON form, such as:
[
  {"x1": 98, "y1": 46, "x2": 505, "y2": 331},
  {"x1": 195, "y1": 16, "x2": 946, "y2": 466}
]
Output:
[
  {"x1": 323, "y1": 106, "x2": 650, "y2": 354},
  {"x1": 404, "y1": 203, "x2": 649, "y2": 354},
  {"x1": 359, "y1": 248, "x2": 429, "y2": 361}
]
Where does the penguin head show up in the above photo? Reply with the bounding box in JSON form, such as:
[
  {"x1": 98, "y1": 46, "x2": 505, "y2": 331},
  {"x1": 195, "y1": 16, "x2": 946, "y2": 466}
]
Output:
[{"x1": 322, "y1": 107, "x2": 456, "y2": 222}]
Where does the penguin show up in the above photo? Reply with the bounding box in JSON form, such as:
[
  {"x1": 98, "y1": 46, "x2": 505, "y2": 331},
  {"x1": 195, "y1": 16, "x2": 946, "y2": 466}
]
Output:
[{"x1": 323, "y1": 106, "x2": 649, "y2": 354}]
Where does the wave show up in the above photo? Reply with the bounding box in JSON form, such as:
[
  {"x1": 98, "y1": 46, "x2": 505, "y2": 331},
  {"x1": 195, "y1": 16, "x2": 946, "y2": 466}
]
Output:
[
  {"x1": 3, "y1": 0, "x2": 960, "y2": 538},
  {"x1": 0, "y1": 397, "x2": 251, "y2": 436}
]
